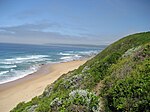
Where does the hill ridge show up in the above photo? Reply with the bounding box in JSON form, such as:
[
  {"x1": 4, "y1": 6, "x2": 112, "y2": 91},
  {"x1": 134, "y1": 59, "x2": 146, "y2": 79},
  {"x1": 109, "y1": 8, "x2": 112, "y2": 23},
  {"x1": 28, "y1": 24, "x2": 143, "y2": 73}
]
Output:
[{"x1": 11, "y1": 32, "x2": 150, "y2": 112}]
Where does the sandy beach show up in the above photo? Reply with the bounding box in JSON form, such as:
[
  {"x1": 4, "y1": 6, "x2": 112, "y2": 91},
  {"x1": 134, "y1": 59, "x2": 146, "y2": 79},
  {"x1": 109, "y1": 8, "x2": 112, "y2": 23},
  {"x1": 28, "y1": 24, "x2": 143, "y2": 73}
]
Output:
[{"x1": 0, "y1": 59, "x2": 87, "y2": 112}]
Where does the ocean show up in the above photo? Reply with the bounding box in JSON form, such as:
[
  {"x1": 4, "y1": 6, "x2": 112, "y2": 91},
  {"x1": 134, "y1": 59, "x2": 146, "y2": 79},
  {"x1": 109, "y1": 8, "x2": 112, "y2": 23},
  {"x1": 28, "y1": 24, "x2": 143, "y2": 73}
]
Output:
[{"x1": 0, "y1": 43, "x2": 106, "y2": 84}]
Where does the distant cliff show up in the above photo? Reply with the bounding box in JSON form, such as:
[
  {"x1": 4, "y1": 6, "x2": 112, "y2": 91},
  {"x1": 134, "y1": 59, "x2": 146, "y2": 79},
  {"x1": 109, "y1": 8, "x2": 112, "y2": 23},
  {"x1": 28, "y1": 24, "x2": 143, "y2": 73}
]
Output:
[{"x1": 11, "y1": 32, "x2": 150, "y2": 112}]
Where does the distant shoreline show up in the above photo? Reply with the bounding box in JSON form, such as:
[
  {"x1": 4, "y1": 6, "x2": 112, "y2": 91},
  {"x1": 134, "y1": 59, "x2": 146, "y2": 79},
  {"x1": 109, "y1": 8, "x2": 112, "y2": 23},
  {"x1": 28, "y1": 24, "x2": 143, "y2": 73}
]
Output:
[{"x1": 0, "y1": 58, "x2": 89, "y2": 112}]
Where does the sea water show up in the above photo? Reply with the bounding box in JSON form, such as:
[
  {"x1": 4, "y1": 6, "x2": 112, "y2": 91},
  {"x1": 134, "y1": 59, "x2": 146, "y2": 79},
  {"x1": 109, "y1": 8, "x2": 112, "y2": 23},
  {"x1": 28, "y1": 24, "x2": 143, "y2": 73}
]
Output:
[{"x1": 0, "y1": 43, "x2": 106, "y2": 84}]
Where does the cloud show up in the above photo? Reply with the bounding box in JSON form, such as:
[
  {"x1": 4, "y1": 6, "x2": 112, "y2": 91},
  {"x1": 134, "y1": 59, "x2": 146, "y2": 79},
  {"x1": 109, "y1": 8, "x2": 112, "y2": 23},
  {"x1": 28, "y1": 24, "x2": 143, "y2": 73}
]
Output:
[
  {"x1": 0, "y1": 22, "x2": 61, "y2": 32},
  {"x1": 0, "y1": 22, "x2": 115, "y2": 45},
  {"x1": 0, "y1": 22, "x2": 102, "y2": 45}
]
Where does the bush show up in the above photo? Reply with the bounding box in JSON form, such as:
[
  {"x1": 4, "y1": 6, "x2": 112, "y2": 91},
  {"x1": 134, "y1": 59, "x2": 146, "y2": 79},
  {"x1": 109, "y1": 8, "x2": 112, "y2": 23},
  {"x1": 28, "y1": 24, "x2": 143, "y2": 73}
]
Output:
[{"x1": 50, "y1": 89, "x2": 100, "y2": 112}]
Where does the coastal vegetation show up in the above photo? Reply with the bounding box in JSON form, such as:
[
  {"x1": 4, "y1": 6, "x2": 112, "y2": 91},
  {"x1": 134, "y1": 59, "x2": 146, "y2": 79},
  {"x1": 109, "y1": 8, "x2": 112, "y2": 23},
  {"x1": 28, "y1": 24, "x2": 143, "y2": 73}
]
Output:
[{"x1": 11, "y1": 32, "x2": 150, "y2": 112}]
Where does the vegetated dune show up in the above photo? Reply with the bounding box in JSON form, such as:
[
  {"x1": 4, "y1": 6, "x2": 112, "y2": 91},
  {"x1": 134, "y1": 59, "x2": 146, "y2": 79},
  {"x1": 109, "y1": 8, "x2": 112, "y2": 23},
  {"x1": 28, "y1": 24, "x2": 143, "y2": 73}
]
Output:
[{"x1": 11, "y1": 32, "x2": 150, "y2": 112}]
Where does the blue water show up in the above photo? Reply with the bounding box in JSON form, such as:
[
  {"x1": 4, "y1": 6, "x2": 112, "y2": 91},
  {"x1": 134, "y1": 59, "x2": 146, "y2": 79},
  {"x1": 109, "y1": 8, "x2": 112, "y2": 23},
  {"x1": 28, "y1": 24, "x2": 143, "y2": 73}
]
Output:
[{"x1": 0, "y1": 43, "x2": 106, "y2": 84}]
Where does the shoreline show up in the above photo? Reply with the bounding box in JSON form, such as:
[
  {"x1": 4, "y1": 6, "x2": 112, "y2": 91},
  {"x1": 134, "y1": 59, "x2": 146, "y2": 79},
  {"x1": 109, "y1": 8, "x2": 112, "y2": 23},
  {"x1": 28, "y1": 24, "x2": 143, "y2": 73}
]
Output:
[
  {"x1": 0, "y1": 63, "x2": 52, "y2": 91},
  {"x1": 0, "y1": 59, "x2": 88, "y2": 112},
  {"x1": 0, "y1": 56, "x2": 92, "y2": 85}
]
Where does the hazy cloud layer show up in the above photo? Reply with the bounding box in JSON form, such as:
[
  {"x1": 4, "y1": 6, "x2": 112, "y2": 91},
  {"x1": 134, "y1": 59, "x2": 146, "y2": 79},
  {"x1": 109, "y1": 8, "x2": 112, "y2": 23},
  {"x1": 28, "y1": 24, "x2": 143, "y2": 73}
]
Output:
[{"x1": 0, "y1": 23, "x2": 107, "y2": 45}]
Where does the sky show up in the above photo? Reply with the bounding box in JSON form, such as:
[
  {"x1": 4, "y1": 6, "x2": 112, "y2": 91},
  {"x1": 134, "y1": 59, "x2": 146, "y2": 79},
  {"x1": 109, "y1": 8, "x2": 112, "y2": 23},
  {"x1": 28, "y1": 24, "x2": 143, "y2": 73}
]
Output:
[{"x1": 0, "y1": 0, "x2": 149, "y2": 45}]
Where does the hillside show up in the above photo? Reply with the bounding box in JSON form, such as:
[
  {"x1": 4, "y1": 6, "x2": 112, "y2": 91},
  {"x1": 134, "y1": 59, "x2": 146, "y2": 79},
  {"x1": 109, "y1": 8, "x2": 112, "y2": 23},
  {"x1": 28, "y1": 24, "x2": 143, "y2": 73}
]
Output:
[{"x1": 11, "y1": 32, "x2": 150, "y2": 112}]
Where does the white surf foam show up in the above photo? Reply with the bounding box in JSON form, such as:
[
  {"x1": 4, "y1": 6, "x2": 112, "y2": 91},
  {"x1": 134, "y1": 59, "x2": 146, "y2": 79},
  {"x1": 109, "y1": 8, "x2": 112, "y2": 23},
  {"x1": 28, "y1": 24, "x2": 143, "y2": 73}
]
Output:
[
  {"x1": 0, "y1": 65, "x2": 17, "y2": 69},
  {"x1": 0, "y1": 65, "x2": 40, "y2": 84},
  {"x1": 60, "y1": 56, "x2": 72, "y2": 60},
  {"x1": 0, "y1": 55, "x2": 49, "y2": 64},
  {"x1": 0, "y1": 71, "x2": 9, "y2": 75},
  {"x1": 60, "y1": 55, "x2": 81, "y2": 62},
  {"x1": 59, "y1": 52, "x2": 74, "y2": 56}
]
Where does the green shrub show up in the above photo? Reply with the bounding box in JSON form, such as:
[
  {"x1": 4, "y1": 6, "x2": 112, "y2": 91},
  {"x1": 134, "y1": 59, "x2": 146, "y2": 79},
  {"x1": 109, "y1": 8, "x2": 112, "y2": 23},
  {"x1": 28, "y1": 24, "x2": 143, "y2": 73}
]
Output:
[{"x1": 50, "y1": 89, "x2": 100, "y2": 112}]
